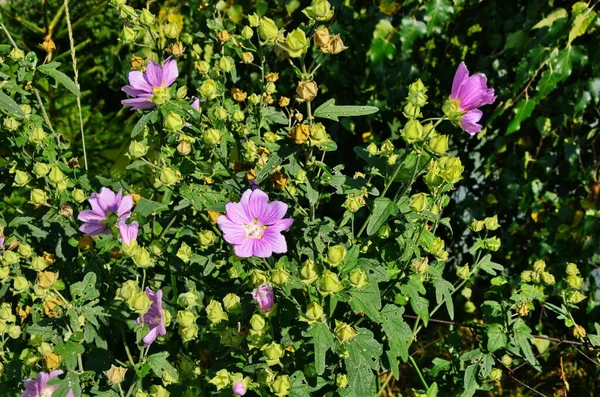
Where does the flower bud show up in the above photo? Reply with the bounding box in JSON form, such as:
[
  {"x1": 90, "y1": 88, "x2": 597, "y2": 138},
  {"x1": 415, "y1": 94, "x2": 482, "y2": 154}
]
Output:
[
  {"x1": 104, "y1": 365, "x2": 128, "y2": 385},
  {"x1": 456, "y1": 264, "x2": 470, "y2": 280},
  {"x1": 250, "y1": 313, "x2": 266, "y2": 332},
  {"x1": 336, "y1": 374, "x2": 349, "y2": 389},
  {"x1": 158, "y1": 167, "x2": 181, "y2": 186},
  {"x1": 29, "y1": 128, "x2": 47, "y2": 144},
  {"x1": 14, "y1": 171, "x2": 30, "y2": 187},
  {"x1": 9, "y1": 47, "x2": 25, "y2": 61},
  {"x1": 37, "y1": 271, "x2": 57, "y2": 289},
  {"x1": 223, "y1": 293, "x2": 241, "y2": 314},
  {"x1": 206, "y1": 300, "x2": 228, "y2": 325},
  {"x1": 309, "y1": 123, "x2": 328, "y2": 145},
  {"x1": 140, "y1": 9, "x2": 155, "y2": 25},
  {"x1": 321, "y1": 35, "x2": 347, "y2": 54},
  {"x1": 271, "y1": 268, "x2": 289, "y2": 286},
  {"x1": 241, "y1": 26, "x2": 254, "y2": 40},
  {"x1": 296, "y1": 81, "x2": 318, "y2": 102},
  {"x1": 541, "y1": 272, "x2": 555, "y2": 286},
  {"x1": 302, "y1": 302, "x2": 324, "y2": 325},
  {"x1": 443, "y1": 98, "x2": 463, "y2": 125},
  {"x1": 164, "y1": 22, "x2": 179, "y2": 39},
  {"x1": 278, "y1": 97, "x2": 290, "y2": 108},
  {"x1": 484, "y1": 237, "x2": 501, "y2": 251},
  {"x1": 319, "y1": 270, "x2": 343, "y2": 295},
  {"x1": 439, "y1": 157, "x2": 463, "y2": 184},
  {"x1": 196, "y1": 60, "x2": 210, "y2": 74},
  {"x1": 252, "y1": 283, "x2": 274, "y2": 312},
  {"x1": 219, "y1": 56, "x2": 235, "y2": 73},
  {"x1": 566, "y1": 275, "x2": 584, "y2": 290},
  {"x1": 334, "y1": 321, "x2": 357, "y2": 343},
  {"x1": 300, "y1": 259, "x2": 318, "y2": 284},
  {"x1": 117, "y1": 280, "x2": 140, "y2": 302},
  {"x1": 258, "y1": 17, "x2": 279, "y2": 41},
  {"x1": 196, "y1": 230, "x2": 216, "y2": 247},
  {"x1": 289, "y1": 124, "x2": 310, "y2": 145},
  {"x1": 129, "y1": 291, "x2": 151, "y2": 314},
  {"x1": 429, "y1": 134, "x2": 448, "y2": 155},
  {"x1": 33, "y1": 163, "x2": 50, "y2": 178},
  {"x1": 262, "y1": 342, "x2": 284, "y2": 365},
  {"x1": 409, "y1": 193, "x2": 429, "y2": 213},
  {"x1": 347, "y1": 268, "x2": 368, "y2": 289},
  {"x1": 48, "y1": 165, "x2": 66, "y2": 184},
  {"x1": 133, "y1": 247, "x2": 153, "y2": 268},
  {"x1": 286, "y1": 28, "x2": 308, "y2": 58},
  {"x1": 411, "y1": 257, "x2": 429, "y2": 274},
  {"x1": 30, "y1": 189, "x2": 48, "y2": 207},
  {"x1": 402, "y1": 119, "x2": 425, "y2": 144},
  {"x1": 2, "y1": 250, "x2": 19, "y2": 266},
  {"x1": 470, "y1": 219, "x2": 485, "y2": 232},
  {"x1": 209, "y1": 369, "x2": 230, "y2": 391},
  {"x1": 177, "y1": 310, "x2": 197, "y2": 328},
  {"x1": 203, "y1": 128, "x2": 223, "y2": 146},
  {"x1": 326, "y1": 245, "x2": 346, "y2": 267},
  {"x1": 520, "y1": 270, "x2": 532, "y2": 283},
  {"x1": 122, "y1": 26, "x2": 137, "y2": 43},
  {"x1": 271, "y1": 375, "x2": 291, "y2": 397},
  {"x1": 247, "y1": 93, "x2": 261, "y2": 105},
  {"x1": 309, "y1": 0, "x2": 333, "y2": 20},
  {"x1": 164, "y1": 112, "x2": 184, "y2": 132},
  {"x1": 72, "y1": 189, "x2": 86, "y2": 203},
  {"x1": 3, "y1": 117, "x2": 19, "y2": 131},
  {"x1": 241, "y1": 51, "x2": 254, "y2": 64},
  {"x1": 567, "y1": 290, "x2": 586, "y2": 304},
  {"x1": 217, "y1": 30, "x2": 230, "y2": 42},
  {"x1": 200, "y1": 79, "x2": 218, "y2": 100},
  {"x1": 484, "y1": 215, "x2": 500, "y2": 231}
]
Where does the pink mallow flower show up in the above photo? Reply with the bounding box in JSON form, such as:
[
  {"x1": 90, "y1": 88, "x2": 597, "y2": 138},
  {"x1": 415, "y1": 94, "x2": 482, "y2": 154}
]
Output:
[
  {"x1": 233, "y1": 381, "x2": 247, "y2": 396},
  {"x1": 217, "y1": 189, "x2": 293, "y2": 258},
  {"x1": 118, "y1": 221, "x2": 139, "y2": 246},
  {"x1": 449, "y1": 62, "x2": 497, "y2": 135},
  {"x1": 136, "y1": 288, "x2": 166, "y2": 347},
  {"x1": 122, "y1": 57, "x2": 178, "y2": 110},
  {"x1": 252, "y1": 283, "x2": 274, "y2": 312},
  {"x1": 20, "y1": 370, "x2": 73, "y2": 397},
  {"x1": 77, "y1": 188, "x2": 133, "y2": 236}
]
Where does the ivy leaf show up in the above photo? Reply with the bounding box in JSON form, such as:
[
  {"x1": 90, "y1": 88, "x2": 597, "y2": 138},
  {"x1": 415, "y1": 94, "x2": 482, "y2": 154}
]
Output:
[
  {"x1": 54, "y1": 341, "x2": 85, "y2": 371},
  {"x1": 147, "y1": 352, "x2": 179, "y2": 382},
  {"x1": 47, "y1": 372, "x2": 82, "y2": 397},
  {"x1": 381, "y1": 304, "x2": 412, "y2": 379},
  {"x1": 304, "y1": 323, "x2": 334, "y2": 376},
  {"x1": 400, "y1": 275, "x2": 429, "y2": 325},
  {"x1": 289, "y1": 370, "x2": 327, "y2": 397},
  {"x1": 134, "y1": 197, "x2": 169, "y2": 217},
  {"x1": 344, "y1": 328, "x2": 382, "y2": 397},
  {"x1": 37, "y1": 62, "x2": 80, "y2": 97},
  {"x1": 313, "y1": 99, "x2": 379, "y2": 122},
  {"x1": 424, "y1": 0, "x2": 453, "y2": 35},
  {"x1": 366, "y1": 197, "x2": 397, "y2": 236},
  {"x1": 460, "y1": 364, "x2": 479, "y2": 397},
  {"x1": 432, "y1": 277, "x2": 454, "y2": 320},
  {"x1": 70, "y1": 273, "x2": 99, "y2": 303},
  {"x1": 477, "y1": 254, "x2": 503, "y2": 276},
  {"x1": 506, "y1": 98, "x2": 538, "y2": 135},
  {"x1": 130, "y1": 110, "x2": 158, "y2": 138},
  {"x1": 0, "y1": 90, "x2": 25, "y2": 117},
  {"x1": 513, "y1": 319, "x2": 541, "y2": 370},
  {"x1": 486, "y1": 324, "x2": 507, "y2": 352}
]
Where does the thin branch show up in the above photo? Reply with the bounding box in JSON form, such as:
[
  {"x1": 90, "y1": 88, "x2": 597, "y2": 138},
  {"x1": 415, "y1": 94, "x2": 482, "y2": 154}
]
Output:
[{"x1": 505, "y1": 369, "x2": 548, "y2": 397}]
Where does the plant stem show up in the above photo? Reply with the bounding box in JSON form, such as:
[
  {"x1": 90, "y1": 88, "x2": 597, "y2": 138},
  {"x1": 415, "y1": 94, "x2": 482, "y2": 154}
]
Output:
[{"x1": 409, "y1": 356, "x2": 429, "y2": 391}]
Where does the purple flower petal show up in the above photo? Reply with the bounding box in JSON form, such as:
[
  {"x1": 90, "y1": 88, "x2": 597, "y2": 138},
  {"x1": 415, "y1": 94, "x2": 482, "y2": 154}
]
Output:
[
  {"x1": 79, "y1": 222, "x2": 110, "y2": 236},
  {"x1": 128, "y1": 71, "x2": 153, "y2": 93},
  {"x1": 233, "y1": 239, "x2": 254, "y2": 258},
  {"x1": 262, "y1": 228, "x2": 287, "y2": 253},
  {"x1": 142, "y1": 326, "x2": 160, "y2": 347},
  {"x1": 259, "y1": 201, "x2": 288, "y2": 225},
  {"x1": 268, "y1": 218, "x2": 294, "y2": 233},
  {"x1": 162, "y1": 57, "x2": 179, "y2": 87},
  {"x1": 251, "y1": 239, "x2": 273, "y2": 258},
  {"x1": 451, "y1": 62, "x2": 469, "y2": 100},
  {"x1": 118, "y1": 194, "x2": 134, "y2": 218},
  {"x1": 191, "y1": 98, "x2": 200, "y2": 111},
  {"x1": 144, "y1": 60, "x2": 163, "y2": 88},
  {"x1": 247, "y1": 189, "x2": 269, "y2": 220},
  {"x1": 217, "y1": 217, "x2": 248, "y2": 244},
  {"x1": 224, "y1": 202, "x2": 251, "y2": 224},
  {"x1": 77, "y1": 210, "x2": 105, "y2": 223},
  {"x1": 122, "y1": 97, "x2": 155, "y2": 110},
  {"x1": 459, "y1": 109, "x2": 483, "y2": 135}
]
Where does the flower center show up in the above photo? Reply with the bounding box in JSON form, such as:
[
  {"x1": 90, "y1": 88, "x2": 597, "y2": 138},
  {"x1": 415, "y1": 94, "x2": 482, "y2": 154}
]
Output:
[
  {"x1": 40, "y1": 386, "x2": 55, "y2": 397},
  {"x1": 151, "y1": 86, "x2": 171, "y2": 105},
  {"x1": 245, "y1": 219, "x2": 266, "y2": 239},
  {"x1": 102, "y1": 211, "x2": 119, "y2": 228}
]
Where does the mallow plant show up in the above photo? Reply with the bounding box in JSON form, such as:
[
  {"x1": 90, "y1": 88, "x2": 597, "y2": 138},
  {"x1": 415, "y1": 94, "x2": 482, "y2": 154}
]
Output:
[{"x1": 0, "y1": 1, "x2": 598, "y2": 397}]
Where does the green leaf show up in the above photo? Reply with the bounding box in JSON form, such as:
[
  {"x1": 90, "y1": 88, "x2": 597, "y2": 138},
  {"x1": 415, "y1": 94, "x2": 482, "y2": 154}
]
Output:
[
  {"x1": 344, "y1": 328, "x2": 382, "y2": 397},
  {"x1": 47, "y1": 372, "x2": 82, "y2": 397},
  {"x1": 506, "y1": 98, "x2": 538, "y2": 135},
  {"x1": 37, "y1": 62, "x2": 80, "y2": 97},
  {"x1": 313, "y1": 99, "x2": 379, "y2": 122},
  {"x1": 399, "y1": 17, "x2": 427, "y2": 54},
  {"x1": 427, "y1": 382, "x2": 439, "y2": 397},
  {"x1": 0, "y1": 90, "x2": 25, "y2": 117},
  {"x1": 349, "y1": 272, "x2": 382, "y2": 323},
  {"x1": 70, "y1": 272, "x2": 99, "y2": 302},
  {"x1": 513, "y1": 319, "x2": 541, "y2": 370},
  {"x1": 400, "y1": 275, "x2": 429, "y2": 325},
  {"x1": 304, "y1": 323, "x2": 334, "y2": 376},
  {"x1": 432, "y1": 278, "x2": 454, "y2": 320},
  {"x1": 486, "y1": 324, "x2": 507, "y2": 352},
  {"x1": 134, "y1": 197, "x2": 169, "y2": 217},
  {"x1": 477, "y1": 254, "x2": 503, "y2": 276},
  {"x1": 147, "y1": 352, "x2": 179, "y2": 382},
  {"x1": 532, "y1": 8, "x2": 568, "y2": 29},
  {"x1": 588, "y1": 323, "x2": 600, "y2": 347},
  {"x1": 381, "y1": 304, "x2": 412, "y2": 379},
  {"x1": 424, "y1": 0, "x2": 453, "y2": 35},
  {"x1": 179, "y1": 184, "x2": 223, "y2": 211},
  {"x1": 54, "y1": 341, "x2": 85, "y2": 371},
  {"x1": 261, "y1": 106, "x2": 288, "y2": 125},
  {"x1": 460, "y1": 364, "x2": 479, "y2": 397},
  {"x1": 131, "y1": 110, "x2": 158, "y2": 138},
  {"x1": 366, "y1": 197, "x2": 397, "y2": 236},
  {"x1": 568, "y1": 4, "x2": 596, "y2": 44}
]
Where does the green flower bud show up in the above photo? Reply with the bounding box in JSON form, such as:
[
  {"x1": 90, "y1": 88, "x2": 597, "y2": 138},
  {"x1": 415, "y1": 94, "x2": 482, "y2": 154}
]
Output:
[
  {"x1": 128, "y1": 141, "x2": 149, "y2": 158},
  {"x1": 336, "y1": 374, "x2": 349, "y2": 389},
  {"x1": 206, "y1": 300, "x2": 228, "y2": 325},
  {"x1": 164, "y1": 22, "x2": 179, "y2": 39},
  {"x1": 366, "y1": 142, "x2": 378, "y2": 156},
  {"x1": 4, "y1": 117, "x2": 19, "y2": 131},
  {"x1": 248, "y1": 13, "x2": 260, "y2": 27},
  {"x1": 33, "y1": 163, "x2": 50, "y2": 178},
  {"x1": 272, "y1": 375, "x2": 291, "y2": 397},
  {"x1": 250, "y1": 313, "x2": 266, "y2": 331},
  {"x1": 177, "y1": 310, "x2": 197, "y2": 328},
  {"x1": 122, "y1": 26, "x2": 137, "y2": 43},
  {"x1": 71, "y1": 189, "x2": 86, "y2": 204},
  {"x1": 30, "y1": 256, "x2": 47, "y2": 271},
  {"x1": 567, "y1": 290, "x2": 586, "y2": 304},
  {"x1": 409, "y1": 193, "x2": 429, "y2": 213},
  {"x1": 48, "y1": 165, "x2": 66, "y2": 184},
  {"x1": 423, "y1": 160, "x2": 443, "y2": 189},
  {"x1": 271, "y1": 268, "x2": 289, "y2": 286},
  {"x1": 456, "y1": 264, "x2": 470, "y2": 280},
  {"x1": 198, "y1": 230, "x2": 216, "y2": 247},
  {"x1": 302, "y1": 302, "x2": 324, "y2": 325},
  {"x1": 286, "y1": 28, "x2": 308, "y2": 58},
  {"x1": 196, "y1": 60, "x2": 210, "y2": 74},
  {"x1": 232, "y1": 109, "x2": 245, "y2": 122},
  {"x1": 30, "y1": 189, "x2": 48, "y2": 207},
  {"x1": 566, "y1": 275, "x2": 584, "y2": 290},
  {"x1": 199, "y1": 79, "x2": 218, "y2": 100},
  {"x1": 176, "y1": 242, "x2": 192, "y2": 263},
  {"x1": 306, "y1": 0, "x2": 334, "y2": 21},
  {"x1": 140, "y1": 8, "x2": 155, "y2": 25},
  {"x1": 203, "y1": 128, "x2": 223, "y2": 146},
  {"x1": 13, "y1": 170, "x2": 30, "y2": 187},
  {"x1": 258, "y1": 17, "x2": 279, "y2": 42},
  {"x1": 470, "y1": 220, "x2": 485, "y2": 232},
  {"x1": 439, "y1": 156, "x2": 463, "y2": 184},
  {"x1": 18, "y1": 244, "x2": 32, "y2": 258},
  {"x1": 541, "y1": 272, "x2": 555, "y2": 286},
  {"x1": 484, "y1": 215, "x2": 500, "y2": 231},
  {"x1": 464, "y1": 301, "x2": 476, "y2": 313},
  {"x1": 489, "y1": 368, "x2": 502, "y2": 382},
  {"x1": 349, "y1": 268, "x2": 369, "y2": 289},
  {"x1": 443, "y1": 98, "x2": 463, "y2": 125},
  {"x1": 128, "y1": 291, "x2": 151, "y2": 314},
  {"x1": 241, "y1": 26, "x2": 254, "y2": 40},
  {"x1": 133, "y1": 247, "x2": 153, "y2": 268},
  {"x1": 566, "y1": 263, "x2": 580, "y2": 276},
  {"x1": 159, "y1": 167, "x2": 180, "y2": 186},
  {"x1": 7, "y1": 324, "x2": 21, "y2": 339},
  {"x1": 379, "y1": 139, "x2": 394, "y2": 156},
  {"x1": 29, "y1": 128, "x2": 47, "y2": 144},
  {"x1": 500, "y1": 355, "x2": 513, "y2": 368},
  {"x1": 377, "y1": 224, "x2": 391, "y2": 239},
  {"x1": 0, "y1": 267, "x2": 9, "y2": 281},
  {"x1": 402, "y1": 119, "x2": 425, "y2": 144},
  {"x1": 164, "y1": 112, "x2": 184, "y2": 132},
  {"x1": 223, "y1": 293, "x2": 241, "y2": 314},
  {"x1": 334, "y1": 320, "x2": 357, "y2": 343},
  {"x1": 117, "y1": 280, "x2": 140, "y2": 301},
  {"x1": 0, "y1": 303, "x2": 12, "y2": 321},
  {"x1": 218, "y1": 56, "x2": 235, "y2": 73},
  {"x1": 214, "y1": 107, "x2": 228, "y2": 120},
  {"x1": 2, "y1": 250, "x2": 20, "y2": 266},
  {"x1": 209, "y1": 369, "x2": 230, "y2": 391},
  {"x1": 429, "y1": 134, "x2": 448, "y2": 156},
  {"x1": 9, "y1": 47, "x2": 24, "y2": 61},
  {"x1": 411, "y1": 257, "x2": 429, "y2": 274},
  {"x1": 300, "y1": 259, "x2": 318, "y2": 284},
  {"x1": 521, "y1": 270, "x2": 533, "y2": 283},
  {"x1": 484, "y1": 237, "x2": 501, "y2": 251},
  {"x1": 319, "y1": 270, "x2": 343, "y2": 295},
  {"x1": 176, "y1": 290, "x2": 201, "y2": 308},
  {"x1": 250, "y1": 269, "x2": 269, "y2": 286},
  {"x1": 262, "y1": 342, "x2": 284, "y2": 366},
  {"x1": 248, "y1": 93, "x2": 261, "y2": 106},
  {"x1": 326, "y1": 245, "x2": 346, "y2": 267}
]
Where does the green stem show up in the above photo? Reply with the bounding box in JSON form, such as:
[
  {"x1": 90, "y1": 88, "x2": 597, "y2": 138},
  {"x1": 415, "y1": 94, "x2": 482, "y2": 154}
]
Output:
[{"x1": 409, "y1": 356, "x2": 429, "y2": 391}]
